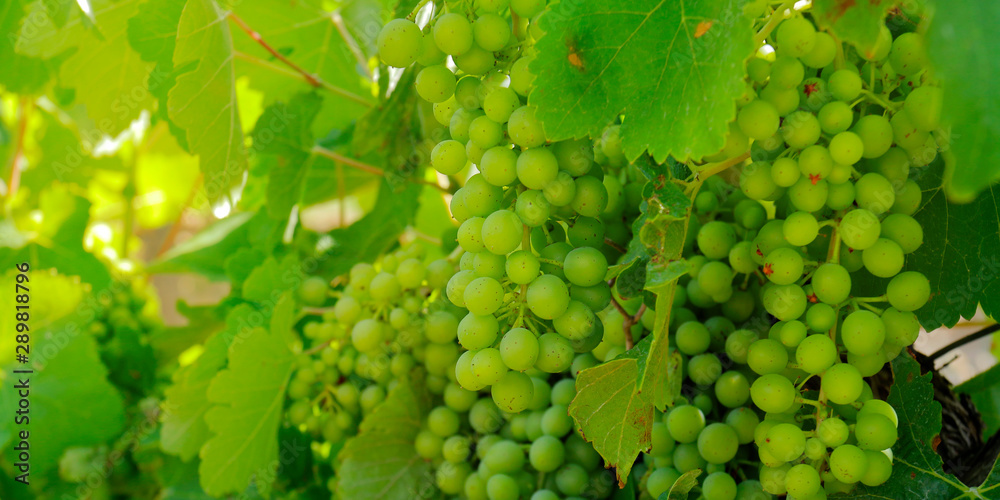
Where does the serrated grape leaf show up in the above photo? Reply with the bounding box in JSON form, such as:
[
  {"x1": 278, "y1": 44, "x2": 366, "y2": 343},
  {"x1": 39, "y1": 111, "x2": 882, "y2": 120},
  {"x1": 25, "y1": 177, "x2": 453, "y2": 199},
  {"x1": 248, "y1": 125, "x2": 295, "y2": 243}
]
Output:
[
  {"x1": 168, "y1": 0, "x2": 246, "y2": 201},
  {"x1": 569, "y1": 340, "x2": 655, "y2": 486},
  {"x1": 316, "y1": 181, "x2": 421, "y2": 279},
  {"x1": 160, "y1": 326, "x2": 230, "y2": 460},
  {"x1": 905, "y1": 158, "x2": 1000, "y2": 330},
  {"x1": 0, "y1": 273, "x2": 125, "y2": 474},
  {"x1": 842, "y1": 354, "x2": 971, "y2": 499},
  {"x1": 151, "y1": 210, "x2": 282, "y2": 279},
  {"x1": 251, "y1": 92, "x2": 323, "y2": 220},
  {"x1": 230, "y1": 0, "x2": 374, "y2": 135},
  {"x1": 199, "y1": 300, "x2": 296, "y2": 497},
  {"x1": 956, "y1": 363, "x2": 1000, "y2": 439},
  {"x1": 660, "y1": 469, "x2": 701, "y2": 500},
  {"x1": 337, "y1": 378, "x2": 436, "y2": 499},
  {"x1": 530, "y1": 0, "x2": 753, "y2": 162},
  {"x1": 0, "y1": 0, "x2": 55, "y2": 93},
  {"x1": 811, "y1": 0, "x2": 893, "y2": 55},
  {"x1": 926, "y1": 2, "x2": 1000, "y2": 201},
  {"x1": 16, "y1": 0, "x2": 156, "y2": 136}
]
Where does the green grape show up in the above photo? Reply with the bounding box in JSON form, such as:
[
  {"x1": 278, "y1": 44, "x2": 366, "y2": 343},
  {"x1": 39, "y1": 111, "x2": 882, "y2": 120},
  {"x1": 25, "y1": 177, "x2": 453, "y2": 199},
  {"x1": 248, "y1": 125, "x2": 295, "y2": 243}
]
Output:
[
  {"x1": 529, "y1": 435, "x2": 565, "y2": 472},
  {"x1": 377, "y1": 19, "x2": 422, "y2": 67},
  {"x1": 881, "y1": 213, "x2": 923, "y2": 253},
  {"x1": 508, "y1": 55, "x2": 535, "y2": 96},
  {"x1": 861, "y1": 450, "x2": 893, "y2": 486},
  {"x1": 829, "y1": 131, "x2": 864, "y2": 166},
  {"x1": 298, "y1": 276, "x2": 328, "y2": 306},
  {"x1": 891, "y1": 109, "x2": 929, "y2": 153},
  {"x1": 697, "y1": 260, "x2": 733, "y2": 297},
  {"x1": 715, "y1": 371, "x2": 751, "y2": 408},
  {"x1": 473, "y1": 13, "x2": 510, "y2": 51},
  {"x1": 416, "y1": 65, "x2": 457, "y2": 103},
  {"x1": 464, "y1": 276, "x2": 504, "y2": 315},
  {"x1": 811, "y1": 263, "x2": 851, "y2": 304},
  {"x1": 465, "y1": 174, "x2": 504, "y2": 216},
  {"x1": 748, "y1": 338, "x2": 789, "y2": 375},
  {"x1": 550, "y1": 379, "x2": 576, "y2": 407},
  {"x1": 469, "y1": 115, "x2": 504, "y2": 149},
  {"x1": 454, "y1": 75, "x2": 482, "y2": 109},
  {"x1": 428, "y1": 406, "x2": 461, "y2": 437},
  {"x1": 771, "y1": 157, "x2": 801, "y2": 187},
  {"x1": 855, "y1": 413, "x2": 898, "y2": 451},
  {"x1": 650, "y1": 422, "x2": 677, "y2": 457},
  {"x1": 760, "y1": 464, "x2": 790, "y2": 495},
  {"x1": 780, "y1": 110, "x2": 821, "y2": 149},
  {"x1": 841, "y1": 310, "x2": 886, "y2": 356},
  {"x1": 861, "y1": 238, "x2": 904, "y2": 278},
  {"x1": 853, "y1": 115, "x2": 893, "y2": 159},
  {"x1": 855, "y1": 172, "x2": 895, "y2": 215},
  {"x1": 697, "y1": 423, "x2": 739, "y2": 464},
  {"x1": 826, "y1": 180, "x2": 856, "y2": 210},
  {"x1": 450, "y1": 108, "x2": 482, "y2": 143},
  {"x1": 872, "y1": 147, "x2": 910, "y2": 185},
  {"x1": 482, "y1": 210, "x2": 522, "y2": 256},
  {"x1": 434, "y1": 13, "x2": 474, "y2": 56},
  {"x1": 469, "y1": 399, "x2": 503, "y2": 434},
  {"x1": 725, "y1": 407, "x2": 760, "y2": 444},
  {"x1": 554, "y1": 463, "x2": 588, "y2": 496},
  {"x1": 780, "y1": 320, "x2": 808, "y2": 347},
  {"x1": 765, "y1": 423, "x2": 806, "y2": 462},
  {"x1": 818, "y1": 101, "x2": 854, "y2": 134},
  {"x1": 552, "y1": 139, "x2": 594, "y2": 177},
  {"x1": 887, "y1": 271, "x2": 930, "y2": 311},
  {"x1": 666, "y1": 405, "x2": 706, "y2": 443},
  {"x1": 804, "y1": 437, "x2": 827, "y2": 460},
  {"x1": 553, "y1": 300, "x2": 596, "y2": 341},
  {"x1": 806, "y1": 304, "x2": 836, "y2": 332},
  {"x1": 776, "y1": 17, "x2": 816, "y2": 57},
  {"x1": 740, "y1": 161, "x2": 779, "y2": 200},
  {"x1": 904, "y1": 86, "x2": 943, "y2": 131},
  {"x1": 426, "y1": 311, "x2": 459, "y2": 344},
  {"x1": 473, "y1": 252, "x2": 506, "y2": 280},
  {"x1": 695, "y1": 191, "x2": 720, "y2": 213},
  {"x1": 687, "y1": 353, "x2": 723, "y2": 386},
  {"x1": 541, "y1": 405, "x2": 574, "y2": 437},
  {"x1": 350, "y1": 318, "x2": 383, "y2": 352},
  {"x1": 491, "y1": 370, "x2": 533, "y2": 413},
  {"x1": 763, "y1": 283, "x2": 807, "y2": 321},
  {"x1": 737, "y1": 100, "x2": 780, "y2": 140},
  {"x1": 892, "y1": 178, "x2": 922, "y2": 215},
  {"x1": 796, "y1": 333, "x2": 837, "y2": 374},
  {"x1": 515, "y1": 189, "x2": 550, "y2": 227},
  {"x1": 703, "y1": 471, "x2": 738, "y2": 500},
  {"x1": 760, "y1": 83, "x2": 800, "y2": 116},
  {"x1": 815, "y1": 417, "x2": 848, "y2": 448},
  {"x1": 516, "y1": 147, "x2": 558, "y2": 189},
  {"x1": 729, "y1": 241, "x2": 758, "y2": 274},
  {"x1": 417, "y1": 32, "x2": 447, "y2": 66},
  {"x1": 539, "y1": 242, "x2": 571, "y2": 278},
  {"x1": 526, "y1": 275, "x2": 570, "y2": 319},
  {"x1": 783, "y1": 211, "x2": 819, "y2": 246},
  {"x1": 697, "y1": 221, "x2": 738, "y2": 260},
  {"x1": 725, "y1": 329, "x2": 758, "y2": 364},
  {"x1": 785, "y1": 464, "x2": 822, "y2": 498},
  {"x1": 508, "y1": 106, "x2": 545, "y2": 148},
  {"x1": 750, "y1": 373, "x2": 796, "y2": 413},
  {"x1": 798, "y1": 144, "x2": 833, "y2": 180},
  {"x1": 770, "y1": 56, "x2": 806, "y2": 89},
  {"x1": 437, "y1": 462, "x2": 472, "y2": 494},
  {"x1": 458, "y1": 313, "x2": 499, "y2": 350},
  {"x1": 563, "y1": 247, "x2": 608, "y2": 287},
  {"x1": 486, "y1": 473, "x2": 519, "y2": 500},
  {"x1": 676, "y1": 321, "x2": 711, "y2": 355},
  {"x1": 801, "y1": 31, "x2": 836, "y2": 68},
  {"x1": 830, "y1": 444, "x2": 868, "y2": 483},
  {"x1": 882, "y1": 307, "x2": 920, "y2": 346},
  {"x1": 471, "y1": 348, "x2": 508, "y2": 386},
  {"x1": 889, "y1": 32, "x2": 927, "y2": 76},
  {"x1": 747, "y1": 57, "x2": 771, "y2": 83},
  {"x1": 822, "y1": 363, "x2": 864, "y2": 405},
  {"x1": 416, "y1": 429, "x2": 444, "y2": 459},
  {"x1": 787, "y1": 177, "x2": 828, "y2": 212},
  {"x1": 571, "y1": 175, "x2": 609, "y2": 217},
  {"x1": 482, "y1": 89, "x2": 518, "y2": 125},
  {"x1": 506, "y1": 250, "x2": 540, "y2": 285},
  {"x1": 764, "y1": 247, "x2": 804, "y2": 285},
  {"x1": 828, "y1": 69, "x2": 863, "y2": 101},
  {"x1": 839, "y1": 209, "x2": 881, "y2": 250},
  {"x1": 535, "y1": 333, "x2": 574, "y2": 372}
]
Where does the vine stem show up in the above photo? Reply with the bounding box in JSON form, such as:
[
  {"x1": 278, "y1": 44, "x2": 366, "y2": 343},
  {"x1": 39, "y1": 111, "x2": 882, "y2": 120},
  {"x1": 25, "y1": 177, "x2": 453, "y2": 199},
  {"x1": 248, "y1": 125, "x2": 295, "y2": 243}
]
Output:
[
  {"x1": 697, "y1": 150, "x2": 751, "y2": 181},
  {"x1": 304, "y1": 338, "x2": 334, "y2": 356},
  {"x1": 608, "y1": 280, "x2": 644, "y2": 351},
  {"x1": 5, "y1": 97, "x2": 31, "y2": 200},
  {"x1": 604, "y1": 237, "x2": 626, "y2": 254},
  {"x1": 753, "y1": 1, "x2": 795, "y2": 46},
  {"x1": 859, "y1": 89, "x2": 902, "y2": 111},
  {"x1": 312, "y1": 146, "x2": 449, "y2": 192},
  {"x1": 928, "y1": 324, "x2": 1000, "y2": 362},
  {"x1": 227, "y1": 13, "x2": 373, "y2": 108}
]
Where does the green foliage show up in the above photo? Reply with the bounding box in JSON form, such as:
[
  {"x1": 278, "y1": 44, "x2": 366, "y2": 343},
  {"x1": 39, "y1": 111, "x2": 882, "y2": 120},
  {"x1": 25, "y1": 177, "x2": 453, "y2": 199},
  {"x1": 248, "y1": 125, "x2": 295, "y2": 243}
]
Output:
[{"x1": 531, "y1": 0, "x2": 754, "y2": 162}]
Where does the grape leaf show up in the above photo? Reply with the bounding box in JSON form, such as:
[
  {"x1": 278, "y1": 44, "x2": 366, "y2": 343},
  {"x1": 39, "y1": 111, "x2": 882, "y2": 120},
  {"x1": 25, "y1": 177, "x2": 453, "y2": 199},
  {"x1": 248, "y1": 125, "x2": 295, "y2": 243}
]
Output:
[
  {"x1": 0, "y1": 0, "x2": 55, "y2": 93},
  {"x1": 242, "y1": 254, "x2": 303, "y2": 304},
  {"x1": 16, "y1": 0, "x2": 156, "y2": 136},
  {"x1": 251, "y1": 92, "x2": 324, "y2": 220},
  {"x1": 905, "y1": 158, "x2": 1000, "y2": 330},
  {"x1": 337, "y1": 378, "x2": 436, "y2": 499},
  {"x1": 660, "y1": 469, "x2": 701, "y2": 500},
  {"x1": 229, "y1": 0, "x2": 375, "y2": 135},
  {"x1": 0, "y1": 273, "x2": 125, "y2": 474},
  {"x1": 842, "y1": 354, "x2": 973, "y2": 499},
  {"x1": 568, "y1": 336, "x2": 655, "y2": 486},
  {"x1": 199, "y1": 297, "x2": 296, "y2": 497},
  {"x1": 926, "y1": 1, "x2": 1000, "y2": 201},
  {"x1": 530, "y1": 0, "x2": 753, "y2": 162},
  {"x1": 151, "y1": 210, "x2": 283, "y2": 279},
  {"x1": 160, "y1": 326, "x2": 230, "y2": 460},
  {"x1": 811, "y1": 0, "x2": 893, "y2": 55},
  {"x1": 955, "y1": 363, "x2": 1000, "y2": 439},
  {"x1": 168, "y1": 0, "x2": 247, "y2": 201},
  {"x1": 315, "y1": 181, "x2": 421, "y2": 279}
]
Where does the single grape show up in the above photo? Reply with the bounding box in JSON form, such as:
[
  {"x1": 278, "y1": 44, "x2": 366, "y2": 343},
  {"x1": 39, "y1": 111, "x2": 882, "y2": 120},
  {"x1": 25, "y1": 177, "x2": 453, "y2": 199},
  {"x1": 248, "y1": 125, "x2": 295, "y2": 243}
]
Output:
[
  {"x1": 491, "y1": 370, "x2": 534, "y2": 413},
  {"x1": 796, "y1": 333, "x2": 837, "y2": 374},
  {"x1": 666, "y1": 405, "x2": 706, "y2": 443},
  {"x1": 738, "y1": 100, "x2": 780, "y2": 140},
  {"x1": 783, "y1": 211, "x2": 819, "y2": 246},
  {"x1": 776, "y1": 17, "x2": 817, "y2": 57},
  {"x1": 377, "y1": 19, "x2": 422, "y2": 67},
  {"x1": 839, "y1": 209, "x2": 881, "y2": 250},
  {"x1": 698, "y1": 423, "x2": 740, "y2": 464},
  {"x1": 748, "y1": 338, "x2": 790, "y2": 375},
  {"x1": 715, "y1": 371, "x2": 751, "y2": 408},
  {"x1": 829, "y1": 444, "x2": 868, "y2": 484},
  {"x1": 433, "y1": 13, "x2": 473, "y2": 56},
  {"x1": 516, "y1": 147, "x2": 559, "y2": 190},
  {"x1": 887, "y1": 271, "x2": 930, "y2": 311},
  {"x1": 750, "y1": 373, "x2": 796, "y2": 413},
  {"x1": 822, "y1": 363, "x2": 864, "y2": 405},
  {"x1": 765, "y1": 423, "x2": 806, "y2": 462}
]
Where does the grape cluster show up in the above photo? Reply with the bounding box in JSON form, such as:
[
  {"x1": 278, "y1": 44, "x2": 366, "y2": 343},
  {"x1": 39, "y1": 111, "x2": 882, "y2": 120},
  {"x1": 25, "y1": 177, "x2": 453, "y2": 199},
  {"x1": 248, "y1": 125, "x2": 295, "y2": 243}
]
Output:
[{"x1": 87, "y1": 283, "x2": 160, "y2": 396}]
